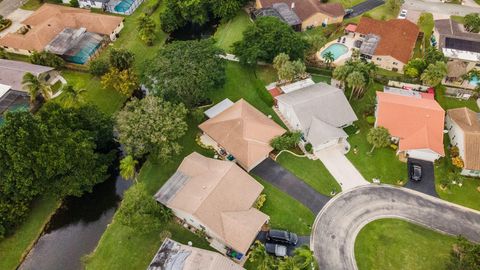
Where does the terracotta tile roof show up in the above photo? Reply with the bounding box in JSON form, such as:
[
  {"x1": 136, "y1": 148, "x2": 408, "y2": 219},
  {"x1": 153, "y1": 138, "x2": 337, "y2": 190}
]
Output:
[
  {"x1": 356, "y1": 17, "x2": 419, "y2": 64},
  {"x1": 199, "y1": 99, "x2": 286, "y2": 171},
  {"x1": 257, "y1": 0, "x2": 344, "y2": 20},
  {"x1": 376, "y1": 91, "x2": 445, "y2": 156},
  {"x1": 155, "y1": 153, "x2": 269, "y2": 254},
  {"x1": 0, "y1": 4, "x2": 123, "y2": 52},
  {"x1": 447, "y1": 108, "x2": 480, "y2": 170}
]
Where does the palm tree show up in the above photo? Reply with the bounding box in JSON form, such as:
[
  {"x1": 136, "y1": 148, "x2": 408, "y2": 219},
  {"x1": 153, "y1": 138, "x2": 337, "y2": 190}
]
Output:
[
  {"x1": 323, "y1": 51, "x2": 335, "y2": 67},
  {"x1": 120, "y1": 155, "x2": 138, "y2": 182},
  {"x1": 22, "y1": 72, "x2": 52, "y2": 107},
  {"x1": 420, "y1": 61, "x2": 447, "y2": 86},
  {"x1": 367, "y1": 127, "x2": 391, "y2": 153},
  {"x1": 248, "y1": 241, "x2": 276, "y2": 270},
  {"x1": 332, "y1": 65, "x2": 350, "y2": 89},
  {"x1": 346, "y1": 71, "x2": 366, "y2": 100},
  {"x1": 292, "y1": 245, "x2": 315, "y2": 269},
  {"x1": 62, "y1": 84, "x2": 86, "y2": 107},
  {"x1": 278, "y1": 256, "x2": 296, "y2": 270}
]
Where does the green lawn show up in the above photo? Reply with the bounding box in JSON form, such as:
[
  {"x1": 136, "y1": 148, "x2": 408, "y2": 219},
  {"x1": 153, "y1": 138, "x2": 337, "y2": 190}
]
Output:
[
  {"x1": 329, "y1": 0, "x2": 365, "y2": 8},
  {"x1": 414, "y1": 13, "x2": 434, "y2": 57},
  {"x1": 451, "y1": 15, "x2": 465, "y2": 24},
  {"x1": 21, "y1": 0, "x2": 45, "y2": 10},
  {"x1": 0, "y1": 197, "x2": 60, "y2": 270},
  {"x1": 355, "y1": 219, "x2": 457, "y2": 270},
  {"x1": 276, "y1": 152, "x2": 341, "y2": 196},
  {"x1": 365, "y1": 5, "x2": 398, "y2": 20},
  {"x1": 214, "y1": 11, "x2": 252, "y2": 53},
  {"x1": 346, "y1": 83, "x2": 407, "y2": 184},
  {"x1": 255, "y1": 177, "x2": 314, "y2": 235},
  {"x1": 311, "y1": 74, "x2": 332, "y2": 84},
  {"x1": 435, "y1": 85, "x2": 479, "y2": 113}
]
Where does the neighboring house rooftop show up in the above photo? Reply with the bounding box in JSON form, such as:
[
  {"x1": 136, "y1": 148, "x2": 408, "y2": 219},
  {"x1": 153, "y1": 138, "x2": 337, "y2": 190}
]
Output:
[
  {"x1": 0, "y1": 59, "x2": 54, "y2": 92},
  {"x1": 447, "y1": 107, "x2": 480, "y2": 170},
  {"x1": 356, "y1": 17, "x2": 419, "y2": 64},
  {"x1": 275, "y1": 83, "x2": 357, "y2": 146},
  {"x1": 204, "y1": 98, "x2": 234, "y2": 119},
  {"x1": 199, "y1": 99, "x2": 286, "y2": 171},
  {"x1": 435, "y1": 19, "x2": 480, "y2": 61},
  {"x1": 147, "y1": 238, "x2": 245, "y2": 270},
  {"x1": 376, "y1": 91, "x2": 445, "y2": 156},
  {"x1": 257, "y1": 0, "x2": 345, "y2": 20},
  {"x1": 0, "y1": 4, "x2": 123, "y2": 52},
  {"x1": 154, "y1": 152, "x2": 269, "y2": 255}
]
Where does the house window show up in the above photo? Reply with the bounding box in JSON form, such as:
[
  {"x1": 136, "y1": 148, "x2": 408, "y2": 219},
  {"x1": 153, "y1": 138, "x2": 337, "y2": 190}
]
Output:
[
  {"x1": 376, "y1": 57, "x2": 382, "y2": 61},
  {"x1": 393, "y1": 62, "x2": 398, "y2": 65},
  {"x1": 200, "y1": 225, "x2": 206, "y2": 231}
]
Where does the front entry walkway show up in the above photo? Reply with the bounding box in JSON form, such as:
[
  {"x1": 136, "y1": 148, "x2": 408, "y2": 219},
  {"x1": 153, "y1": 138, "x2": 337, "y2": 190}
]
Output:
[{"x1": 315, "y1": 145, "x2": 369, "y2": 190}]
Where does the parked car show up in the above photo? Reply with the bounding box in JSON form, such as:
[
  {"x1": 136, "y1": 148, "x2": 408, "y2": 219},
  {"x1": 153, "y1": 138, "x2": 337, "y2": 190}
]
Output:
[
  {"x1": 398, "y1": 9, "x2": 407, "y2": 19},
  {"x1": 344, "y1": 9, "x2": 354, "y2": 16},
  {"x1": 265, "y1": 243, "x2": 287, "y2": 257},
  {"x1": 266, "y1": 229, "x2": 298, "y2": 246},
  {"x1": 409, "y1": 163, "x2": 422, "y2": 181}
]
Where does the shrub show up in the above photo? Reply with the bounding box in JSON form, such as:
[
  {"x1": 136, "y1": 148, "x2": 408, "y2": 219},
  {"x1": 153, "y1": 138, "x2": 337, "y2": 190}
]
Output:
[
  {"x1": 390, "y1": 144, "x2": 398, "y2": 150},
  {"x1": 143, "y1": 0, "x2": 161, "y2": 15},
  {"x1": 88, "y1": 58, "x2": 110, "y2": 76},
  {"x1": 270, "y1": 131, "x2": 302, "y2": 151},
  {"x1": 305, "y1": 143, "x2": 313, "y2": 153},
  {"x1": 452, "y1": 156, "x2": 464, "y2": 168},
  {"x1": 440, "y1": 177, "x2": 450, "y2": 189},
  {"x1": 450, "y1": 146, "x2": 460, "y2": 158},
  {"x1": 256, "y1": 86, "x2": 274, "y2": 107},
  {"x1": 254, "y1": 194, "x2": 267, "y2": 209},
  {"x1": 70, "y1": 0, "x2": 79, "y2": 7},
  {"x1": 366, "y1": 115, "x2": 376, "y2": 124},
  {"x1": 30, "y1": 51, "x2": 65, "y2": 69}
]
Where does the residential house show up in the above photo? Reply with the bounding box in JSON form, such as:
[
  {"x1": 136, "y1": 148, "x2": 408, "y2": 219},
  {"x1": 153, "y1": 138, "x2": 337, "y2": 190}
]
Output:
[
  {"x1": 275, "y1": 82, "x2": 357, "y2": 153},
  {"x1": 0, "y1": 59, "x2": 62, "y2": 114},
  {"x1": 154, "y1": 152, "x2": 269, "y2": 261},
  {"x1": 199, "y1": 99, "x2": 286, "y2": 171},
  {"x1": 375, "y1": 91, "x2": 445, "y2": 162},
  {"x1": 253, "y1": 3, "x2": 302, "y2": 31},
  {"x1": 355, "y1": 17, "x2": 419, "y2": 73},
  {"x1": 62, "y1": 0, "x2": 109, "y2": 9},
  {"x1": 255, "y1": 0, "x2": 344, "y2": 30},
  {"x1": 0, "y1": 4, "x2": 123, "y2": 63},
  {"x1": 147, "y1": 238, "x2": 245, "y2": 270},
  {"x1": 446, "y1": 107, "x2": 480, "y2": 177},
  {"x1": 62, "y1": 0, "x2": 144, "y2": 15}
]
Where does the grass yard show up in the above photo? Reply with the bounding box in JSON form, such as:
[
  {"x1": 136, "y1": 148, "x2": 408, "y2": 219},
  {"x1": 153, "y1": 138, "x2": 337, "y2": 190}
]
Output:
[
  {"x1": 0, "y1": 197, "x2": 60, "y2": 270},
  {"x1": 329, "y1": 0, "x2": 365, "y2": 8},
  {"x1": 255, "y1": 177, "x2": 314, "y2": 235},
  {"x1": 451, "y1": 15, "x2": 465, "y2": 24},
  {"x1": 435, "y1": 85, "x2": 480, "y2": 113},
  {"x1": 214, "y1": 11, "x2": 252, "y2": 53},
  {"x1": 276, "y1": 152, "x2": 341, "y2": 196},
  {"x1": 355, "y1": 219, "x2": 457, "y2": 270},
  {"x1": 365, "y1": 5, "x2": 398, "y2": 21},
  {"x1": 414, "y1": 13, "x2": 434, "y2": 58},
  {"x1": 345, "y1": 82, "x2": 408, "y2": 184},
  {"x1": 311, "y1": 74, "x2": 332, "y2": 84}
]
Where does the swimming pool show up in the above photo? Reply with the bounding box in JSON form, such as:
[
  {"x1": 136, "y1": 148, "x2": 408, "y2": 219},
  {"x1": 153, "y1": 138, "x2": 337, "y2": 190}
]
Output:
[
  {"x1": 469, "y1": 75, "x2": 479, "y2": 87},
  {"x1": 114, "y1": 0, "x2": 135, "y2": 13},
  {"x1": 320, "y1": 43, "x2": 349, "y2": 61}
]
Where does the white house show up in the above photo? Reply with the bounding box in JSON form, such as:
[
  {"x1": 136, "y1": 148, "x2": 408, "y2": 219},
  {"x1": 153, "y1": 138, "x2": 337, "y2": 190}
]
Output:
[
  {"x1": 154, "y1": 152, "x2": 269, "y2": 261},
  {"x1": 275, "y1": 82, "x2": 358, "y2": 153},
  {"x1": 446, "y1": 107, "x2": 480, "y2": 177}
]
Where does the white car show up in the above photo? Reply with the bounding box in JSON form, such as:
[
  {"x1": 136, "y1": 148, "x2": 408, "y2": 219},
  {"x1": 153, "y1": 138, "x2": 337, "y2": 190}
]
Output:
[{"x1": 398, "y1": 9, "x2": 407, "y2": 19}]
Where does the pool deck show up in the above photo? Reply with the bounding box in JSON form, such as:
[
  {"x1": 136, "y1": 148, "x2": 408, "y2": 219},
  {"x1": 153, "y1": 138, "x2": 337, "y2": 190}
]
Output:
[{"x1": 316, "y1": 33, "x2": 360, "y2": 66}]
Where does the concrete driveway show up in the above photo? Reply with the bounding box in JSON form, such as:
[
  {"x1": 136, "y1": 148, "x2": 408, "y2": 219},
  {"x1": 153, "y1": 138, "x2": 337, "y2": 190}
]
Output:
[
  {"x1": 251, "y1": 158, "x2": 330, "y2": 214},
  {"x1": 405, "y1": 158, "x2": 438, "y2": 197},
  {"x1": 0, "y1": 0, "x2": 27, "y2": 17},
  {"x1": 315, "y1": 145, "x2": 369, "y2": 190},
  {"x1": 403, "y1": 0, "x2": 480, "y2": 17},
  {"x1": 256, "y1": 232, "x2": 310, "y2": 256},
  {"x1": 311, "y1": 185, "x2": 480, "y2": 270},
  {"x1": 0, "y1": 9, "x2": 33, "y2": 38}
]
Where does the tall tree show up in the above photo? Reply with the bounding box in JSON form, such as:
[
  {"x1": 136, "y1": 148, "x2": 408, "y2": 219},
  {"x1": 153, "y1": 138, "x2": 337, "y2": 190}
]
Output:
[
  {"x1": 424, "y1": 47, "x2": 446, "y2": 65},
  {"x1": 292, "y1": 245, "x2": 315, "y2": 269},
  {"x1": 142, "y1": 39, "x2": 225, "y2": 108},
  {"x1": 22, "y1": 72, "x2": 52, "y2": 106},
  {"x1": 333, "y1": 64, "x2": 350, "y2": 88},
  {"x1": 101, "y1": 68, "x2": 139, "y2": 96},
  {"x1": 464, "y1": 13, "x2": 480, "y2": 33},
  {"x1": 233, "y1": 17, "x2": 307, "y2": 64},
  {"x1": 420, "y1": 61, "x2": 447, "y2": 86},
  {"x1": 119, "y1": 155, "x2": 138, "y2": 182},
  {"x1": 367, "y1": 127, "x2": 391, "y2": 153},
  {"x1": 137, "y1": 14, "x2": 156, "y2": 45},
  {"x1": 404, "y1": 58, "x2": 427, "y2": 78},
  {"x1": 116, "y1": 96, "x2": 188, "y2": 159},
  {"x1": 346, "y1": 71, "x2": 366, "y2": 100},
  {"x1": 248, "y1": 241, "x2": 277, "y2": 270},
  {"x1": 323, "y1": 51, "x2": 335, "y2": 67},
  {"x1": 109, "y1": 48, "x2": 135, "y2": 71},
  {"x1": 29, "y1": 51, "x2": 64, "y2": 69},
  {"x1": 62, "y1": 84, "x2": 86, "y2": 107},
  {"x1": 304, "y1": 34, "x2": 327, "y2": 57}
]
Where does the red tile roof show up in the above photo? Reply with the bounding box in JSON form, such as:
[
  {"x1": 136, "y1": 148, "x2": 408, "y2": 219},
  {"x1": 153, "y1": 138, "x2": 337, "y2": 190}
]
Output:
[
  {"x1": 356, "y1": 17, "x2": 419, "y2": 64},
  {"x1": 258, "y1": 0, "x2": 345, "y2": 20}
]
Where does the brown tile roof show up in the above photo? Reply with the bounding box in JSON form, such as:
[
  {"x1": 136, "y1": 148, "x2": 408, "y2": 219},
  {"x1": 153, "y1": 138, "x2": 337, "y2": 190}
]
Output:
[
  {"x1": 447, "y1": 107, "x2": 480, "y2": 170},
  {"x1": 0, "y1": 4, "x2": 123, "y2": 52},
  {"x1": 356, "y1": 17, "x2": 419, "y2": 64},
  {"x1": 199, "y1": 99, "x2": 286, "y2": 171},
  {"x1": 155, "y1": 152, "x2": 269, "y2": 254},
  {"x1": 258, "y1": 0, "x2": 344, "y2": 20}
]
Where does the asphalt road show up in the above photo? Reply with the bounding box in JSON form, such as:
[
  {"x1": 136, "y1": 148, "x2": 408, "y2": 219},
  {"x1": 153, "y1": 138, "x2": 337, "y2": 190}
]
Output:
[
  {"x1": 0, "y1": 0, "x2": 26, "y2": 17},
  {"x1": 403, "y1": 0, "x2": 480, "y2": 17},
  {"x1": 311, "y1": 185, "x2": 480, "y2": 270}
]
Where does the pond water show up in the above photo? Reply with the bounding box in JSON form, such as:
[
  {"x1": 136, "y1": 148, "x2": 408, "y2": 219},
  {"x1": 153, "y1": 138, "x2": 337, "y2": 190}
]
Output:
[
  {"x1": 19, "y1": 165, "x2": 131, "y2": 270},
  {"x1": 168, "y1": 19, "x2": 219, "y2": 41}
]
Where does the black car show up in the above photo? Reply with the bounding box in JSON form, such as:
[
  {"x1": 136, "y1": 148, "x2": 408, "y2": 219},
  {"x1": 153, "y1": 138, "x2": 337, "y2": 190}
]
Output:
[
  {"x1": 409, "y1": 163, "x2": 422, "y2": 181},
  {"x1": 266, "y1": 229, "x2": 298, "y2": 246},
  {"x1": 265, "y1": 243, "x2": 287, "y2": 257}
]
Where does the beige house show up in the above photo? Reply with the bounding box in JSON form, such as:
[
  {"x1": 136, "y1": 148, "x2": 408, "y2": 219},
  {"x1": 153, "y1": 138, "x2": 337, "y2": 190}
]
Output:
[
  {"x1": 199, "y1": 99, "x2": 286, "y2": 171},
  {"x1": 446, "y1": 108, "x2": 480, "y2": 177},
  {"x1": 0, "y1": 4, "x2": 124, "y2": 56},
  {"x1": 154, "y1": 152, "x2": 269, "y2": 260},
  {"x1": 147, "y1": 238, "x2": 245, "y2": 270},
  {"x1": 255, "y1": 0, "x2": 344, "y2": 30}
]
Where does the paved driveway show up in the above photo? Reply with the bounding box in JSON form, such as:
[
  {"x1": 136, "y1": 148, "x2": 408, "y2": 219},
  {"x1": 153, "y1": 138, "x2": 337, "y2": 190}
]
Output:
[
  {"x1": 256, "y1": 232, "x2": 310, "y2": 256},
  {"x1": 0, "y1": 0, "x2": 27, "y2": 17},
  {"x1": 0, "y1": 9, "x2": 33, "y2": 38},
  {"x1": 252, "y1": 158, "x2": 330, "y2": 214},
  {"x1": 403, "y1": 0, "x2": 480, "y2": 17},
  {"x1": 311, "y1": 185, "x2": 480, "y2": 270},
  {"x1": 344, "y1": 0, "x2": 385, "y2": 19},
  {"x1": 405, "y1": 158, "x2": 438, "y2": 197},
  {"x1": 315, "y1": 146, "x2": 369, "y2": 190}
]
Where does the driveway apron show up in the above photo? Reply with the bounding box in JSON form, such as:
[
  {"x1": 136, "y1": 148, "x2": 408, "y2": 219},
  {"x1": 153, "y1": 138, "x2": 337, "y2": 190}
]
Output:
[
  {"x1": 252, "y1": 158, "x2": 330, "y2": 214},
  {"x1": 405, "y1": 158, "x2": 438, "y2": 197}
]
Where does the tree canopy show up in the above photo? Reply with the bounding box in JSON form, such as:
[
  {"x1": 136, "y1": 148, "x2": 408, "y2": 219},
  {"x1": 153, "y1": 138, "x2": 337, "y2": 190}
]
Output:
[
  {"x1": 447, "y1": 236, "x2": 480, "y2": 270},
  {"x1": 29, "y1": 51, "x2": 65, "y2": 69},
  {"x1": 0, "y1": 104, "x2": 115, "y2": 238},
  {"x1": 115, "y1": 96, "x2": 188, "y2": 160},
  {"x1": 141, "y1": 39, "x2": 226, "y2": 108},
  {"x1": 367, "y1": 126, "x2": 391, "y2": 153},
  {"x1": 233, "y1": 17, "x2": 307, "y2": 64},
  {"x1": 464, "y1": 13, "x2": 480, "y2": 33},
  {"x1": 420, "y1": 61, "x2": 447, "y2": 86}
]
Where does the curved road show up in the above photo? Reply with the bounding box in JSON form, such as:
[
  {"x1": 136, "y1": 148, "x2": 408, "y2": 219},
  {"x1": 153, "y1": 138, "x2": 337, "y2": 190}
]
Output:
[{"x1": 311, "y1": 185, "x2": 480, "y2": 270}]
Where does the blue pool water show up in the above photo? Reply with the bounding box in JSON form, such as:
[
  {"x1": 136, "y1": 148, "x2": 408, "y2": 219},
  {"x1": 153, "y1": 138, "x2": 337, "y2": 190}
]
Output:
[
  {"x1": 115, "y1": 0, "x2": 135, "y2": 12},
  {"x1": 0, "y1": 103, "x2": 29, "y2": 125},
  {"x1": 321, "y1": 43, "x2": 349, "y2": 60},
  {"x1": 65, "y1": 42, "x2": 101, "y2": 65},
  {"x1": 469, "y1": 75, "x2": 479, "y2": 87}
]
